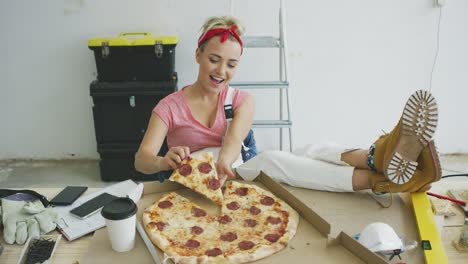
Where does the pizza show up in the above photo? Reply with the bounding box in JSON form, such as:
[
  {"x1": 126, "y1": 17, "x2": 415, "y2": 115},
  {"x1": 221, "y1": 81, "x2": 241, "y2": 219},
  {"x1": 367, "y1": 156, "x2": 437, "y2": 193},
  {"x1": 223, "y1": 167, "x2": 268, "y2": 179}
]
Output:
[
  {"x1": 169, "y1": 152, "x2": 223, "y2": 205},
  {"x1": 142, "y1": 181, "x2": 299, "y2": 264}
]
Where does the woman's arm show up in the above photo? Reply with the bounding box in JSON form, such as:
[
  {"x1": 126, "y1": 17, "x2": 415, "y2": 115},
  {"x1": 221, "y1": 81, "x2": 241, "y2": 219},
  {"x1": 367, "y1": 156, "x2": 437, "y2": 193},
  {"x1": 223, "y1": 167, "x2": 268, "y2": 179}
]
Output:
[
  {"x1": 135, "y1": 113, "x2": 190, "y2": 174},
  {"x1": 217, "y1": 93, "x2": 255, "y2": 180}
]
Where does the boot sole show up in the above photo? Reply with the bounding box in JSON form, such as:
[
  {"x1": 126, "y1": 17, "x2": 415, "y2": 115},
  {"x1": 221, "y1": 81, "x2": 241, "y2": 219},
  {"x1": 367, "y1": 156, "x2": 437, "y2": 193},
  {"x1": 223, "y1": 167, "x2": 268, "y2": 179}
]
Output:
[{"x1": 386, "y1": 90, "x2": 438, "y2": 184}]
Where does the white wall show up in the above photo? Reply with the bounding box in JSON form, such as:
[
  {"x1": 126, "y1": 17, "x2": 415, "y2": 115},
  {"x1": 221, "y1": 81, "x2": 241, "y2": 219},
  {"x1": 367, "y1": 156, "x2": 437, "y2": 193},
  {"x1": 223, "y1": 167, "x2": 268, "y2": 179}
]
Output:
[{"x1": 1, "y1": 0, "x2": 467, "y2": 159}]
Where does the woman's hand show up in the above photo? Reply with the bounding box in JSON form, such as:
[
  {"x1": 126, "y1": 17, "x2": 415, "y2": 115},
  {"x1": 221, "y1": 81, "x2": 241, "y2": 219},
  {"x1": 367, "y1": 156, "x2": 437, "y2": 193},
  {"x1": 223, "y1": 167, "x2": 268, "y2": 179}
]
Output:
[
  {"x1": 216, "y1": 159, "x2": 236, "y2": 186},
  {"x1": 161, "y1": 146, "x2": 191, "y2": 170}
]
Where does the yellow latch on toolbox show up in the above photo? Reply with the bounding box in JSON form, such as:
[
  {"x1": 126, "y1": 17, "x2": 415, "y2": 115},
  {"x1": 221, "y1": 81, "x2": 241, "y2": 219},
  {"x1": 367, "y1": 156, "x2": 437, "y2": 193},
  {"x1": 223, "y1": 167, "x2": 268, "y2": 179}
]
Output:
[{"x1": 88, "y1": 32, "x2": 178, "y2": 47}]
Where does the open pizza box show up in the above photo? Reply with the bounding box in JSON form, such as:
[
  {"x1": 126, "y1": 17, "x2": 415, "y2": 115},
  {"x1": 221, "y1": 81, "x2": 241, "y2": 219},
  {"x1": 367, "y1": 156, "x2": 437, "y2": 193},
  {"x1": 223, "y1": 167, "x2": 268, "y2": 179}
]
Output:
[{"x1": 82, "y1": 172, "x2": 423, "y2": 264}]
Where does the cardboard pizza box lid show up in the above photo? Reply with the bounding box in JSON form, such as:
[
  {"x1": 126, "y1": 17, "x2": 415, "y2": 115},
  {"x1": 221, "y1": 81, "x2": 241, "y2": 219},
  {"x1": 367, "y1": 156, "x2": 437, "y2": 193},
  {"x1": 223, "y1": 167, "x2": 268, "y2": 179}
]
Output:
[{"x1": 82, "y1": 173, "x2": 392, "y2": 264}]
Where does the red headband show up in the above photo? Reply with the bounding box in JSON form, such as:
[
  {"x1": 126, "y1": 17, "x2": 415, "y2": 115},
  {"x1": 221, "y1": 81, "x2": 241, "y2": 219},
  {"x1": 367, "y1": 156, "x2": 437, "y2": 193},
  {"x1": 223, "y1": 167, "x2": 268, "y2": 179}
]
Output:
[{"x1": 198, "y1": 25, "x2": 243, "y2": 54}]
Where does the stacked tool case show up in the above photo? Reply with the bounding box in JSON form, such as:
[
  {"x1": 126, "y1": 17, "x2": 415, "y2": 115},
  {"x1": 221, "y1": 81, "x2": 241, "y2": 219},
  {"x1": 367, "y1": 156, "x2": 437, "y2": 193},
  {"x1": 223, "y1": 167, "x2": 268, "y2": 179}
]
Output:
[{"x1": 88, "y1": 33, "x2": 177, "y2": 181}]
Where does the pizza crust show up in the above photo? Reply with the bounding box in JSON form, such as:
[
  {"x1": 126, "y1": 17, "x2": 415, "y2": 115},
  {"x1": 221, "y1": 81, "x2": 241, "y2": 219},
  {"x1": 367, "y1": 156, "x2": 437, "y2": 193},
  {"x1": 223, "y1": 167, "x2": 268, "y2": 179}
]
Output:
[
  {"x1": 142, "y1": 210, "x2": 171, "y2": 252},
  {"x1": 278, "y1": 199, "x2": 299, "y2": 241},
  {"x1": 227, "y1": 240, "x2": 288, "y2": 264}
]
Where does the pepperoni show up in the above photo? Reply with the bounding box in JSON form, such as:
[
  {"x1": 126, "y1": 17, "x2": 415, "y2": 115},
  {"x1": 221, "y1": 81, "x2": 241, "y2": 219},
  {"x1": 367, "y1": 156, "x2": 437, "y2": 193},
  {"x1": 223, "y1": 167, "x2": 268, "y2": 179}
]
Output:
[
  {"x1": 179, "y1": 164, "x2": 193, "y2": 176},
  {"x1": 249, "y1": 206, "x2": 261, "y2": 215},
  {"x1": 218, "y1": 214, "x2": 232, "y2": 224},
  {"x1": 207, "y1": 178, "x2": 221, "y2": 190},
  {"x1": 220, "y1": 232, "x2": 237, "y2": 242},
  {"x1": 191, "y1": 226, "x2": 204, "y2": 235},
  {"x1": 198, "y1": 162, "x2": 213, "y2": 174},
  {"x1": 244, "y1": 219, "x2": 257, "y2": 227},
  {"x1": 260, "y1": 196, "x2": 275, "y2": 206},
  {"x1": 155, "y1": 221, "x2": 166, "y2": 231},
  {"x1": 235, "y1": 187, "x2": 248, "y2": 196},
  {"x1": 266, "y1": 216, "x2": 282, "y2": 225},
  {"x1": 191, "y1": 207, "x2": 207, "y2": 217},
  {"x1": 205, "y1": 248, "x2": 223, "y2": 257},
  {"x1": 185, "y1": 239, "x2": 200, "y2": 248},
  {"x1": 158, "y1": 200, "x2": 173, "y2": 209},
  {"x1": 226, "y1": 201, "x2": 240, "y2": 210},
  {"x1": 238, "y1": 240, "x2": 255, "y2": 250},
  {"x1": 264, "y1": 233, "x2": 280, "y2": 243}
]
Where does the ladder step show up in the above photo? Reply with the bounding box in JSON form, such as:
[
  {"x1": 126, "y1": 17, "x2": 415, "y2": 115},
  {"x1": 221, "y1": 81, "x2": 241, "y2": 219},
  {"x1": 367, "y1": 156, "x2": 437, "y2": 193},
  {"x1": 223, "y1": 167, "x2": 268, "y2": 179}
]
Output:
[
  {"x1": 230, "y1": 81, "x2": 289, "y2": 89},
  {"x1": 252, "y1": 120, "x2": 292, "y2": 128},
  {"x1": 242, "y1": 36, "x2": 280, "y2": 48}
]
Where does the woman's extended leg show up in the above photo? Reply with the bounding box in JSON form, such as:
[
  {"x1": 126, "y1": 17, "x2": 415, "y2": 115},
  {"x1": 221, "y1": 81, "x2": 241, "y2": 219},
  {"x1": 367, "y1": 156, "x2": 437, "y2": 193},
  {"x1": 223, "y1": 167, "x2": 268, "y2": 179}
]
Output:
[
  {"x1": 319, "y1": 90, "x2": 442, "y2": 193},
  {"x1": 351, "y1": 169, "x2": 373, "y2": 191},
  {"x1": 236, "y1": 150, "x2": 385, "y2": 192},
  {"x1": 237, "y1": 90, "x2": 441, "y2": 194},
  {"x1": 237, "y1": 150, "x2": 357, "y2": 192},
  {"x1": 341, "y1": 149, "x2": 369, "y2": 169}
]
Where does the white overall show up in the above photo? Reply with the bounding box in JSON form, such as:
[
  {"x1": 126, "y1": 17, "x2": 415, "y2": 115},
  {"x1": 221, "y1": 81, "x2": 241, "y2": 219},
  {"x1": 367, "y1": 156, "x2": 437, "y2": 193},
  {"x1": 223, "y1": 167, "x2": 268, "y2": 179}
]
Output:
[{"x1": 236, "y1": 143, "x2": 356, "y2": 192}]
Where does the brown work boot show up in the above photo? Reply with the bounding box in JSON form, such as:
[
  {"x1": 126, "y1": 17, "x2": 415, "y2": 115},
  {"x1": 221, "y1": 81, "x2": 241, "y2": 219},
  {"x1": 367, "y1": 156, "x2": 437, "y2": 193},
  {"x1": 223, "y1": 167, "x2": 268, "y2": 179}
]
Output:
[
  {"x1": 371, "y1": 90, "x2": 438, "y2": 179},
  {"x1": 370, "y1": 140, "x2": 441, "y2": 193}
]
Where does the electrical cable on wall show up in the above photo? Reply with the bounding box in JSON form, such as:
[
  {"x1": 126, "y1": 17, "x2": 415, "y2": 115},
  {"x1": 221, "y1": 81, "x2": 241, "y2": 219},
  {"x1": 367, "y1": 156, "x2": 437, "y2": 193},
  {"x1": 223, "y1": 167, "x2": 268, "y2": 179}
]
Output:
[
  {"x1": 441, "y1": 174, "x2": 468, "y2": 179},
  {"x1": 429, "y1": 6, "x2": 443, "y2": 92}
]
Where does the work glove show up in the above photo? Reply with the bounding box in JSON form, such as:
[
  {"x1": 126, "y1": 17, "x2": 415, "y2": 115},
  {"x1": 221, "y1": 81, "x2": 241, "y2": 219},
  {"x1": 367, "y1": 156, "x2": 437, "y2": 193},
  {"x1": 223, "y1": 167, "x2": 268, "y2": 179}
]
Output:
[{"x1": 1, "y1": 198, "x2": 59, "y2": 245}]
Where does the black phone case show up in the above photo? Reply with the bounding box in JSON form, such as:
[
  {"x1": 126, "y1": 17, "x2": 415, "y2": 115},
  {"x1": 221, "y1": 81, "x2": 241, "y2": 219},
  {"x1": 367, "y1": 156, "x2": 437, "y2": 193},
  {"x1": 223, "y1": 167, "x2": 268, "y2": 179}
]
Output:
[
  {"x1": 69, "y1": 192, "x2": 118, "y2": 219},
  {"x1": 50, "y1": 186, "x2": 88, "y2": 206}
]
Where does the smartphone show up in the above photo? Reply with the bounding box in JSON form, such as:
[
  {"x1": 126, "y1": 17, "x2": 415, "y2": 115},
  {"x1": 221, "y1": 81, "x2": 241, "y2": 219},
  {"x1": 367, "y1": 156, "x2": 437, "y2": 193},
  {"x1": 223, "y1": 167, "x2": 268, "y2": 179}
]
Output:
[
  {"x1": 70, "y1": 192, "x2": 118, "y2": 219},
  {"x1": 49, "y1": 186, "x2": 88, "y2": 206}
]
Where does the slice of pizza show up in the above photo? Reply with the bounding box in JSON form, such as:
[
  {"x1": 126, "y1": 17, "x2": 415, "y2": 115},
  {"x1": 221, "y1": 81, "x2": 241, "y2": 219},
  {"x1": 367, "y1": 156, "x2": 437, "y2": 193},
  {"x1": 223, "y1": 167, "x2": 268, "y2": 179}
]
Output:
[
  {"x1": 169, "y1": 152, "x2": 223, "y2": 205},
  {"x1": 142, "y1": 193, "x2": 224, "y2": 263},
  {"x1": 222, "y1": 181, "x2": 300, "y2": 263}
]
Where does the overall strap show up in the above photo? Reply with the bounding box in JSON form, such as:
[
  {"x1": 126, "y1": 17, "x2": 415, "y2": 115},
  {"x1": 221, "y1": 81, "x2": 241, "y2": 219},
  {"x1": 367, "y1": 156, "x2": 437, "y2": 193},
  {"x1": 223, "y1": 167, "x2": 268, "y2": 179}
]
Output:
[
  {"x1": 223, "y1": 87, "x2": 249, "y2": 151},
  {"x1": 224, "y1": 86, "x2": 235, "y2": 123}
]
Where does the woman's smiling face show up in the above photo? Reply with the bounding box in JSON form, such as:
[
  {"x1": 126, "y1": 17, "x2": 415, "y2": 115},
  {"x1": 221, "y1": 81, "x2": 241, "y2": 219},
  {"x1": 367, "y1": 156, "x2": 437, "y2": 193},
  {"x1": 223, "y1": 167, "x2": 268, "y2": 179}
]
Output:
[{"x1": 196, "y1": 35, "x2": 242, "y2": 93}]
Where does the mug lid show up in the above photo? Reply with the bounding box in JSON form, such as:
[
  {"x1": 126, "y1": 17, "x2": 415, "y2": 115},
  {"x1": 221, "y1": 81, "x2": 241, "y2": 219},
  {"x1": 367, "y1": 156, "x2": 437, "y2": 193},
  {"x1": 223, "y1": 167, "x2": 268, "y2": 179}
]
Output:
[{"x1": 101, "y1": 197, "x2": 137, "y2": 220}]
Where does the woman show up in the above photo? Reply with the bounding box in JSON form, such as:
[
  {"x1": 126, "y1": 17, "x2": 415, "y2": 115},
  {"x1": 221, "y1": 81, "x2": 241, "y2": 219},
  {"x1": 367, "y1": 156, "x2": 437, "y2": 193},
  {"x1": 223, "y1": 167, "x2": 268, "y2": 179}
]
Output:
[
  {"x1": 135, "y1": 16, "x2": 255, "y2": 185},
  {"x1": 237, "y1": 90, "x2": 441, "y2": 204}
]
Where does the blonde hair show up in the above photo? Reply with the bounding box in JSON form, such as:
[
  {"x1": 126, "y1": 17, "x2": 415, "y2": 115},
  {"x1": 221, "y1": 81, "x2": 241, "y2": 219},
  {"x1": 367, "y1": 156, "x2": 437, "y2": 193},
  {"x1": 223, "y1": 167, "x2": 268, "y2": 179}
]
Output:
[{"x1": 199, "y1": 16, "x2": 245, "y2": 51}]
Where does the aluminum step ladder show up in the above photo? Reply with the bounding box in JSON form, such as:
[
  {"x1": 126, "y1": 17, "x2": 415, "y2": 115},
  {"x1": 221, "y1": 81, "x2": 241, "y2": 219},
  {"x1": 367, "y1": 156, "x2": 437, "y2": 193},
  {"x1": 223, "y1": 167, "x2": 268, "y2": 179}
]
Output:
[{"x1": 230, "y1": 0, "x2": 293, "y2": 151}]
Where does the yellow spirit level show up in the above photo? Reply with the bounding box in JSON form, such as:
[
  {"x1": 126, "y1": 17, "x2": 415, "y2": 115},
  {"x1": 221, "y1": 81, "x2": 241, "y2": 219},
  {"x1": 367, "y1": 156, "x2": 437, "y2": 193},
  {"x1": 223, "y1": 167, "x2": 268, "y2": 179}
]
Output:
[{"x1": 411, "y1": 192, "x2": 448, "y2": 264}]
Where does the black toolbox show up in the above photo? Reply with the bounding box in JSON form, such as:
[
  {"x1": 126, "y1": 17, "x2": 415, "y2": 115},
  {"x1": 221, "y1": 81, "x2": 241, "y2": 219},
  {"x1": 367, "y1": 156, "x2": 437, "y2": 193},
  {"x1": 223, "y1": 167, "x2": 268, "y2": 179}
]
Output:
[
  {"x1": 97, "y1": 142, "x2": 170, "y2": 182},
  {"x1": 88, "y1": 33, "x2": 177, "y2": 82},
  {"x1": 90, "y1": 79, "x2": 176, "y2": 144}
]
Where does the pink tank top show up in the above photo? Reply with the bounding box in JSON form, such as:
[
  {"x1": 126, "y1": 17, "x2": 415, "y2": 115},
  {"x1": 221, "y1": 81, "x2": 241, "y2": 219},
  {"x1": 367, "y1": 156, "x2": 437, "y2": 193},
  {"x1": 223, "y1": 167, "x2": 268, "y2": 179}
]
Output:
[{"x1": 154, "y1": 86, "x2": 248, "y2": 152}]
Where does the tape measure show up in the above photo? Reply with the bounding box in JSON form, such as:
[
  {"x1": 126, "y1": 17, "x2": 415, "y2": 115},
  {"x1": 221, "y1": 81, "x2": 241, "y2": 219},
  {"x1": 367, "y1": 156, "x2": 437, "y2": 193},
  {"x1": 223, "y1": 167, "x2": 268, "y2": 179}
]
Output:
[{"x1": 410, "y1": 192, "x2": 448, "y2": 264}]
